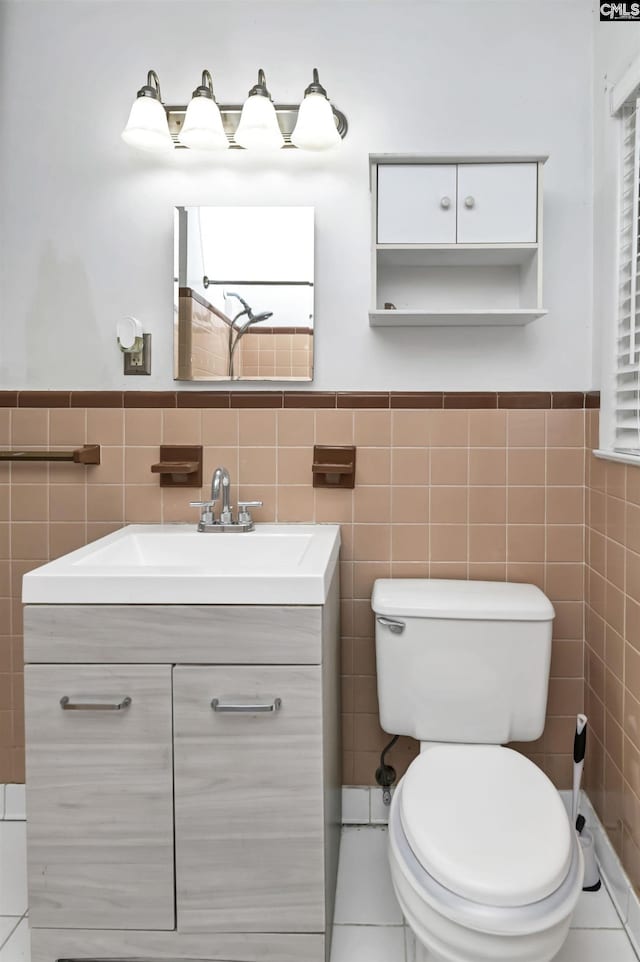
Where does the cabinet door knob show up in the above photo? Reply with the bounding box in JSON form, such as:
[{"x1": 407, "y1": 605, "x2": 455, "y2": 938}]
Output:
[
  {"x1": 464, "y1": 196, "x2": 475, "y2": 209},
  {"x1": 440, "y1": 196, "x2": 451, "y2": 210}
]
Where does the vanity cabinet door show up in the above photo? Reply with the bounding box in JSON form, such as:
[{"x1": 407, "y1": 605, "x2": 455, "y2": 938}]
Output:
[
  {"x1": 24, "y1": 665, "x2": 175, "y2": 930},
  {"x1": 174, "y1": 665, "x2": 324, "y2": 933},
  {"x1": 456, "y1": 162, "x2": 538, "y2": 243},
  {"x1": 377, "y1": 163, "x2": 457, "y2": 244}
]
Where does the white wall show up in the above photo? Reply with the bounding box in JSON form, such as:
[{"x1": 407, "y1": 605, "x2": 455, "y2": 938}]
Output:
[
  {"x1": 0, "y1": 0, "x2": 593, "y2": 391},
  {"x1": 592, "y1": 11, "x2": 640, "y2": 447}
]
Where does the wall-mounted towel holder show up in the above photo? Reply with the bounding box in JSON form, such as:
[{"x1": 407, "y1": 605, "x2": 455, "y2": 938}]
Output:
[
  {"x1": 0, "y1": 445, "x2": 101, "y2": 464},
  {"x1": 312, "y1": 445, "x2": 356, "y2": 489},
  {"x1": 151, "y1": 445, "x2": 203, "y2": 487}
]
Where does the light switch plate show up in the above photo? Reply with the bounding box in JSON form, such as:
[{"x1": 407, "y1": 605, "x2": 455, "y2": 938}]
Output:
[{"x1": 123, "y1": 333, "x2": 151, "y2": 375}]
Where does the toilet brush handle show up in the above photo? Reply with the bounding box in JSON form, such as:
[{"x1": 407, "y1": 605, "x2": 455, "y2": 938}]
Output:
[
  {"x1": 572, "y1": 714, "x2": 587, "y2": 826},
  {"x1": 574, "y1": 714, "x2": 587, "y2": 763}
]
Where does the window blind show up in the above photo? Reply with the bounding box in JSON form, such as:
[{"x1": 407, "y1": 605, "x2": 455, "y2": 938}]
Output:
[{"x1": 615, "y1": 98, "x2": 640, "y2": 456}]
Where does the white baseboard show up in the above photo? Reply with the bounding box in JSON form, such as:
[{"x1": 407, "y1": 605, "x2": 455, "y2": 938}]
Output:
[
  {"x1": 0, "y1": 784, "x2": 26, "y2": 821},
  {"x1": 342, "y1": 785, "x2": 394, "y2": 824}
]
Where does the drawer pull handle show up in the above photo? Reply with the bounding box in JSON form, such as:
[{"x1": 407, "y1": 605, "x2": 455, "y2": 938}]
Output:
[
  {"x1": 60, "y1": 695, "x2": 132, "y2": 711},
  {"x1": 211, "y1": 697, "x2": 282, "y2": 714},
  {"x1": 376, "y1": 616, "x2": 405, "y2": 635}
]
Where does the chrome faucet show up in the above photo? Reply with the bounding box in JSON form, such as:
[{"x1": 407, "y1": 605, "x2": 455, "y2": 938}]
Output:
[
  {"x1": 212, "y1": 466, "x2": 232, "y2": 524},
  {"x1": 190, "y1": 465, "x2": 262, "y2": 533}
]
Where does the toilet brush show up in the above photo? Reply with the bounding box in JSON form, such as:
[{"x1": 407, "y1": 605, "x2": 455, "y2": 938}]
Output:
[
  {"x1": 572, "y1": 714, "x2": 587, "y2": 826},
  {"x1": 572, "y1": 713, "x2": 601, "y2": 891}
]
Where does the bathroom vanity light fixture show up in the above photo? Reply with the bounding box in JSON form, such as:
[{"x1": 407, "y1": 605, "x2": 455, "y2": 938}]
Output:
[
  {"x1": 121, "y1": 70, "x2": 174, "y2": 152},
  {"x1": 235, "y1": 70, "x2": 284, "y2": 151},
  {"x1": 291, "y1": 69, "x2": 342, "y2": 151},
  {"x1": 178, "y1": 70, "x2": 228, "y2": 151},
  {"x1": 121, "y1": 67, "x2": 348, "y2": 152}
]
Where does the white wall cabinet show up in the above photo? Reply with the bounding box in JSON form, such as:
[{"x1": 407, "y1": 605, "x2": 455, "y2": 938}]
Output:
[
  {"x1": 24, "y1": 584, "x2": 340, "y2": 962},
  {"x1": 377, "y1": 164, "x2": 457, "y2": 244},
  {"x1": 456, "y1": 163, "x2": 537, "y2": 244},
  {"x1": 370, "y1": 154, "x2": 547, "y2": 326}
]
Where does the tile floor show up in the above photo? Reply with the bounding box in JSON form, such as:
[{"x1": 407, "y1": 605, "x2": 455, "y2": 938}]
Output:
[
  {"x1": 330, "y1": 827, "x2": 639, "y2": 962},
  {"x1": 0, "y1": 818, "x2": 638, "y2": 961}
]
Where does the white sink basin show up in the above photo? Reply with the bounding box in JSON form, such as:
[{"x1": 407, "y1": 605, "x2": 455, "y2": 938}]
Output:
[{"x1": 22, "y1": 524, "x2": 341, "y2": 605}]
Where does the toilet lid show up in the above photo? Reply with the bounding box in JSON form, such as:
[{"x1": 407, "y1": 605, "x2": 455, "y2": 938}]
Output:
[{"x1": 400, "y1": 745, "x2": 573, "y2": 908}]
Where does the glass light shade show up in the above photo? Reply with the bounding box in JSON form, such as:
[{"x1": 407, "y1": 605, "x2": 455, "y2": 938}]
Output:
[
  {"x1": 234, "y1": 94, "x2": 284, "y2": 150},
  {"x1": 121, "y1": 96, "x2": 173, "y2": 153},
  {"x1": 291, "y1": 92, "x2": 340, "y2": 151},
  {"x1": 179, "y1": 96, "x2": 229, "y2": 151}
]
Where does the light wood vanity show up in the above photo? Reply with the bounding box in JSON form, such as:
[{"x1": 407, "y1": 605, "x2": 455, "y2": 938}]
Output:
[{"x1": 23, "y1": 570, "x2": 340, "y2": 962}]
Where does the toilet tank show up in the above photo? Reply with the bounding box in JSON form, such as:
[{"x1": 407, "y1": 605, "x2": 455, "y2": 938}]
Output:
[{"x1": 372, "y1": 580, "x2": 555, "y2": 744}]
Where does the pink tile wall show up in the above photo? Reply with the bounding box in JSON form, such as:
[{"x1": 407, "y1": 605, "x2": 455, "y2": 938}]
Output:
[
  {"x1": 585, "y1": 409, "x2": 640, "y2": 892},
  {"x1": 0, "y1": 405, "x2": 585, "y2": 787}
]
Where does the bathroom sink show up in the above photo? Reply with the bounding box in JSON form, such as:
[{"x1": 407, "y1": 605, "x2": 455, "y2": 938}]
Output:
[{"x1": 22, "y1": 524, "x2": 341, "y2": 605}]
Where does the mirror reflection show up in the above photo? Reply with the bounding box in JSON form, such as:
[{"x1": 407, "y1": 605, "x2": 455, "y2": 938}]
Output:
[{"x1": 174, "y1": 206, "x2": 314, "y2": 381}]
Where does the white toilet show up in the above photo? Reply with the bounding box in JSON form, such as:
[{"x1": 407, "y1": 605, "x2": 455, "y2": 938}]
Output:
[{"x1": 372, "y1": 579, "x2": 584, "y2": 962}]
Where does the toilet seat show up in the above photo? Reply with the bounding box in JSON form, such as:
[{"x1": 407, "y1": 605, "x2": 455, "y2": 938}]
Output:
[
  {"x1": 399, "y1": 745, "x2": 573, "y2": 909},
  {"x1": 390, "y1": 770, "x2": 584, "y2": 938}
]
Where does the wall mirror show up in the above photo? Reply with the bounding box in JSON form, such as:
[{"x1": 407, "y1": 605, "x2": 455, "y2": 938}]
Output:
[{"x1": 174, "y1": 206, "x2": 314, "y2": 381}]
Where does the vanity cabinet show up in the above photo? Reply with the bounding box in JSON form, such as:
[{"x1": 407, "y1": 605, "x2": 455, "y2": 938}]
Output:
[
  {"x1": 23, "y1": 585, "x2": 340, "y2": 962},
  {"x1": 174, "y1": 665, "x2": 324, "y2": 933},
  {"x1": 24, "y1": 665, "x2": 175, "y2": 931},
  {"x1": 370, "y1": 154, "x2": 547, "y2": 326}
]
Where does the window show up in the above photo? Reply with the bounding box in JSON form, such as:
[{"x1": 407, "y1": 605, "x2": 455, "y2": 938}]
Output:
[
  {"x1": 613, "y1": 98, "x2": 640, "y2": 458},
  {"x1": 598, "y1": 55, "x2": 640, "y2": 464}
]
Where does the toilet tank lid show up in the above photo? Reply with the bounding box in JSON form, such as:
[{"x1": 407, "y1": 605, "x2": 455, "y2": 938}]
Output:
[{"x1": 371, "y1": 579, "x2": 555, "y2": 621}]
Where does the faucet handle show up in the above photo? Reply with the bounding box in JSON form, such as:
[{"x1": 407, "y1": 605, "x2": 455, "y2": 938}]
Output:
[
  {"x1": 238, "y1": 500, "x2": 263, "y2": 525},
  {"x1": 189, "y1": 499, "x2": 216, "y2": 525}
]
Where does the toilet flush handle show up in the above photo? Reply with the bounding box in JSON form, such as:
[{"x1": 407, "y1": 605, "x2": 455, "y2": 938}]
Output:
[{"x1": 376, "y1": 616, "x2": 405, "y2": 635}]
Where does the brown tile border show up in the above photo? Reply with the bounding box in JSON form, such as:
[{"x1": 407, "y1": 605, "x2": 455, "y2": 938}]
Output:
[
  {"x1": 70, "y1": 392, "x2": 124, "y2": 408},
  {"x1": 390, "y1": 393, "x2": 444, "y2": 409},
  {"x1": 551, "y1": 392, "x2": 587, "y2": 409},
  {"x1": 19, "y1": 391, "x2": 70, "y2": 408},
  {"x1": 177, "y1": 392, "x2": 231, "y2": 409},
  {"x1": 497, "y1": 393, "x2": 552, "y2": 409},
  {"x1": 245, "y1": 327, "x2": 314, "y2": 336},
  {"x1": 445, "y1": 392, "x2": 498, "y2": 409},
  {"x1": 0, "y1": 390, "x2": 601, "y2": 410},
  {"x1": 337, "y1": 393, "x2": 390, "y2": 408},
  {"x1": 229, "y1": 392, "x2": 284, "y2": 408},
  {"x1": 123, "y1": 392, "x2": 177, "y2": 409},
  {"x1": 284, "y1": 392, "x2": 336, "y2": 408}
]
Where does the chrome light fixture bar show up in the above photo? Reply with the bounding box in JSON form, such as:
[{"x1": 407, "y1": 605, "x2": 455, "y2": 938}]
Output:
[{"x1": 122, "y1": 67, "x2": 348, "y2": 152}]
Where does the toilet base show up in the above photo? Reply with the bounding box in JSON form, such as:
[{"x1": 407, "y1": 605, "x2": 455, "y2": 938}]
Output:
[{"x1": 393, "y1": 854, "x2": 573, "y2": 962}]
